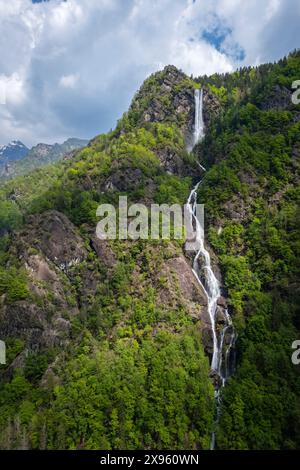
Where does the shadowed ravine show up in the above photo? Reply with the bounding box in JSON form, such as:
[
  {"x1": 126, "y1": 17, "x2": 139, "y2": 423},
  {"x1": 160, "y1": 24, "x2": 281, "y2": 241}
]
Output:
[{"x1": 186, "y1": 88, "x2": 236, "y2": 450}]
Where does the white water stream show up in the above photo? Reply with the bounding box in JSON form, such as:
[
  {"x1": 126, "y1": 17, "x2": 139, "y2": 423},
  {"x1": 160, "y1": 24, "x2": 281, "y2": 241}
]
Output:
[{"x1": 186, "y1": 88, "x2": 236, "y2": 449}]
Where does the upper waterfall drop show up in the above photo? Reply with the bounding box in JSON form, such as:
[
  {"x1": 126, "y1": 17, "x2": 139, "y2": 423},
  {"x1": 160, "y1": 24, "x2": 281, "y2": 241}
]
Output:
[{"x1": 193, "y1": 88, "x2": 205, "y2": 146}]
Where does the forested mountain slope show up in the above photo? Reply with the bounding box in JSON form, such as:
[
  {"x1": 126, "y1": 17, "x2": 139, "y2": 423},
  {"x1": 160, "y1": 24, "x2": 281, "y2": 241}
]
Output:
[{"x1": 0, "y1": 50, "x2": 299, "y2": 450}]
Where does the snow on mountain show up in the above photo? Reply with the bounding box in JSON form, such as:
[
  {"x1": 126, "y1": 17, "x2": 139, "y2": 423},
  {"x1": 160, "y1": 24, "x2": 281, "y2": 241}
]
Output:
[{"x1": 0, "y1": 141, "x2": 29, "y2": 162}]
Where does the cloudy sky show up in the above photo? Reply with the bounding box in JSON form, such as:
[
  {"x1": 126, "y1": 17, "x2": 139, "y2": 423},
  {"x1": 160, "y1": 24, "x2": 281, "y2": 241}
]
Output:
[{"x1": 0, "y1": 0, "x2": 299, "y2": 147}]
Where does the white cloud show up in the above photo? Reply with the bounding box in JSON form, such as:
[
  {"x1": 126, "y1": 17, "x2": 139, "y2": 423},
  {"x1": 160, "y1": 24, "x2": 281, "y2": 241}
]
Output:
[
  {"x1": 59, "y1": 73, "x2": 79, "y2": 89},
  {"x1": 170, "y1": 40, "x2": 233, "y2": 76},
  {"x1": 0, "y1": 73, "x2": 25, "y2": 105},
  {"x1": 0, "y1": 0, "x2": 299, "y2": 146}
]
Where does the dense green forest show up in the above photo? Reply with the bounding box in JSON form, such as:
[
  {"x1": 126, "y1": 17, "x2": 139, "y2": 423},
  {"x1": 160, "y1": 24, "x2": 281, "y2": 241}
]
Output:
[
  {"x1": 0, "y1": 50, "x2": 299, "y2": 450},
  {"x1": 197, "y1": 52, "x2": 300, "y2": 449}
]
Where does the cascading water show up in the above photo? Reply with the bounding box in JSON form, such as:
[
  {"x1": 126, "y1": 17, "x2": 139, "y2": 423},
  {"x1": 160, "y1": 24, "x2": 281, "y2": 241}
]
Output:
[
  {"x1": 193, "y1": 88, "x2": 204, "y2": 146},
  {"x1": 186, "y1": 88, "x2": 236, "y2": 449}
]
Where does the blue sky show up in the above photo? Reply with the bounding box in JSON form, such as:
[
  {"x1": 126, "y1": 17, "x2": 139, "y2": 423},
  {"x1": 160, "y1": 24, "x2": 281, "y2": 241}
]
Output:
[{"x1": 0, "y1": 0, "x2": 299, "y2": 146}]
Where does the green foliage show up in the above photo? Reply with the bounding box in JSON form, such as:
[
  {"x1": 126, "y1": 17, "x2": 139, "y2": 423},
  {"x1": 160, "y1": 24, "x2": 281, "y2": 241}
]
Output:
[
  {"x1": 0, "y1": 267, "x2": 29, "y2": 302},
  {"x1": 43, "y1": 329, "x2": 213, "y2": 450},
  {"x1": 0, "y1": 338, "x2": 24, "y2": 370},
  {"x1": 173, "y1": 77, "x2": 200, "y2": 93},
  {"x1": 199, "y1": 50, "x2": 300, "y2": 449},
  {"x1": 24, "y1": 352, "x2": 52, "y2": 383},
  {"x1": 0, "y1": 50, "x2": 299, "y2": 451},
  {"x1": 208, "y1": 84, "x2": 228, "y2": 105},
  {"x1": 0, "y1": 200, "x2": 22, "y2": 232},
  {"x1": 154, "y1": 175, "x2": 191, "y2": 205}
]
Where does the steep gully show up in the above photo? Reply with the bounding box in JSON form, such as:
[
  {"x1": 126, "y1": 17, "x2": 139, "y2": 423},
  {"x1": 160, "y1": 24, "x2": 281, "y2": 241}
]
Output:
[{"x1": 186, "y1": 88, "x2": 236, "y2": 449}]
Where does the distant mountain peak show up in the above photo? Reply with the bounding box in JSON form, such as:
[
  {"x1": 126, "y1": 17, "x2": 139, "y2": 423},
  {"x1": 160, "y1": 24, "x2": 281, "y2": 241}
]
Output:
[
  {"x1": 0, "y1": 137, "x2": 89, "y2": 180},
  {"x1": 0, "y1": 140, "x2": 29, "y2": 162},
  {"x1": 10, "y1": 140, "x2": 26, "y2": 146}
]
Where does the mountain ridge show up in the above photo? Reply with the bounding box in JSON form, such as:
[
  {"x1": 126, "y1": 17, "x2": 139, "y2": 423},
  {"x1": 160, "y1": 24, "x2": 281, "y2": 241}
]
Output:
[
  {"x1": 0, "y1": 50, "x2": 299, "y2": 450},
  {"x1": 0, "y1": 137, "x2": 89, "y2": 180}
]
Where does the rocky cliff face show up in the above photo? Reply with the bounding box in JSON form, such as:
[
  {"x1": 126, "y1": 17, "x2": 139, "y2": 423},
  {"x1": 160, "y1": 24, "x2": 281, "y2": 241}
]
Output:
[
  {"x1": 0, "y1": 212, "x2": 84, "y2": 360},
  {"x1": 202, "y1": 86, "x2": 222, "y2": 129},
  {"x1": 131, "y1": 65, "x2": 194, "y2": 132},
  {"x1": 126, "y1": 65, "x2": 221, "y2": 165},
  {"x1": 261, "y1": 84, "x2": 293, "y2": 111}
]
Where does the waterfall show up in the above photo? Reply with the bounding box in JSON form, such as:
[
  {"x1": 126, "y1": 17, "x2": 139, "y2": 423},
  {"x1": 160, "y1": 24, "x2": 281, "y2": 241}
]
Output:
[
  {"x1": 186, "y1": 87, "x2": 236, "y2": 449},
  {"x1": 187, "y1": 184, "x2": 219, "y2": 371},
  {"x1": 193, "y1": 88, "x2": 204, "y2": 145}
]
